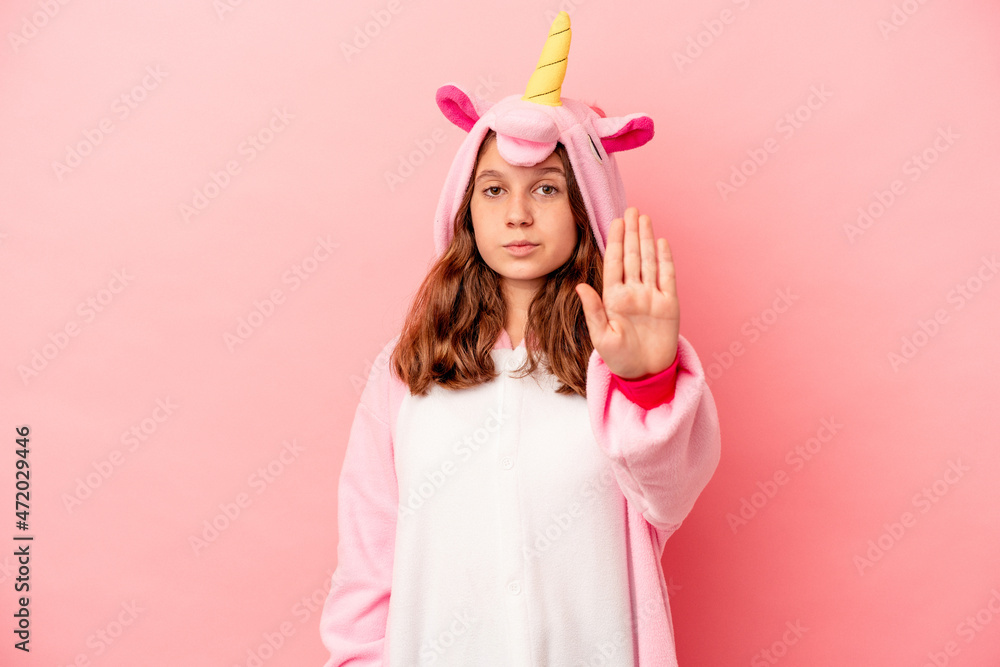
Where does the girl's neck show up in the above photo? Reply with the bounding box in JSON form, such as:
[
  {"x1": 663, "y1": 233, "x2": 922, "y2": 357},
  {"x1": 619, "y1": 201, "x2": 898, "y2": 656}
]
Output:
[
  {"x1": 504, "y1": 322, "x2": 525, "y2": 349},
  {"x1": 503, "y1": 281, "x2": 537, "y2": 349}
]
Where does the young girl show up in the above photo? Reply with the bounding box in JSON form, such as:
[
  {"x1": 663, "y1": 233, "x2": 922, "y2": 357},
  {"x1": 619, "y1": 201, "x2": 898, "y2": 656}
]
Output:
[{"x1": 320, "y1": 12, "x2": 721, "y2": 666}]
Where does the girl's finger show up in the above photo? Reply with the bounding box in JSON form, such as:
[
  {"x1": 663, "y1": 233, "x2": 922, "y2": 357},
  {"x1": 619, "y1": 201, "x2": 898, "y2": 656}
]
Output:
[
  {"x1": 657, "y1": 237, "x2": 677, "y2": 298},
  {"x1": 622, "y1": 207, "x2": 640, "y2": 284},
  {"x1": 639, "y1": 213, "x2": 657, "y2": 286}
]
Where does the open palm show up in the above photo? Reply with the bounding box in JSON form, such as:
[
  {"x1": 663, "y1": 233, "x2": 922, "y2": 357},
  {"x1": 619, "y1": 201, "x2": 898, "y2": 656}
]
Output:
[{"x1": 575, "y1": 207, "x2": 680, "y2": 380}]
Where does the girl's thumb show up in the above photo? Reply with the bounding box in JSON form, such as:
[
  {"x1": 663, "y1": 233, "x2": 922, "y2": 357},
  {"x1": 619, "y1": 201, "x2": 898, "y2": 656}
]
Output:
[{"x1": 575, "y1": 283, "x2": 607, "y2": 341}]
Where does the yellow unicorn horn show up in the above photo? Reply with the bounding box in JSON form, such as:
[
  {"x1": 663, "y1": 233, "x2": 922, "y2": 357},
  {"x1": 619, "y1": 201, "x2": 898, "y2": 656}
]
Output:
[{"x1": 522, "y1": 11, "x2": 571, "y2": 106}]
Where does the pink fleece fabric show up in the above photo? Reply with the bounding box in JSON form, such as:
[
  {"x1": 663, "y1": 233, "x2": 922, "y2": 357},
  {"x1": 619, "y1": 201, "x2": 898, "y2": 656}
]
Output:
[
  {"x1": 613, "y1": 351, "x2": 680, "y2": 409},
  {"x1": 320, "y1": 329, "x2": 721, "y2": 666}
]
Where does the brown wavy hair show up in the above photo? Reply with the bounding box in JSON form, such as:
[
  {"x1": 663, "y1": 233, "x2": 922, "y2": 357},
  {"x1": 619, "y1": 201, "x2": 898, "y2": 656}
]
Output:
[{"x1": 390, "y1": 128, "x2": 604, "y2": 397}]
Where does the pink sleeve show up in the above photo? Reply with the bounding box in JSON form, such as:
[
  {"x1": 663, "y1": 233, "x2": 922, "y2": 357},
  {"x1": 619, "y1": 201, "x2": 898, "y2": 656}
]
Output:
[
  {"x1": 586, "y1": 333, "x2": 722, "y2": 533},
  {"x1": 319, "y1": 344, "x2": 399, "y2": 666},
  {"x1": 611, "y1": 350, "x2": 680, "y2": 409}
]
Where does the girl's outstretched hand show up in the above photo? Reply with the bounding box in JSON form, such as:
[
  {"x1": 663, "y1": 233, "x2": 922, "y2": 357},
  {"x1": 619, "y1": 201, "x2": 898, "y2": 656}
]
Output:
[{"x1": 575, "y1": 207, "x2": 680, "y2": 380}]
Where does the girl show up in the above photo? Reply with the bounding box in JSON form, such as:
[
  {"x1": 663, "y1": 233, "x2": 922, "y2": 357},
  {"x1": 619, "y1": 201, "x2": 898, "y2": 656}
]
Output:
[{"x1": 320, "y1": 12, "x2": 721, "y2": 666}]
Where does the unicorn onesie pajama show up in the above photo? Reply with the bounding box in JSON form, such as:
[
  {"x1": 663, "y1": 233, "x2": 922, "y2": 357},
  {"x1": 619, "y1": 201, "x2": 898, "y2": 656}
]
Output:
[{"x1": 320, "y1": 12, "x2": 722, "y2": 666}]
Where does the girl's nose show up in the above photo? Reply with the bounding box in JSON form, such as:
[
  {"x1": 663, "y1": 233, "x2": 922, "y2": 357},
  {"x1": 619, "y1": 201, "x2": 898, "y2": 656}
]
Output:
[{"x1": 505, "y1": 190, "x2": 533, "y2": 226}]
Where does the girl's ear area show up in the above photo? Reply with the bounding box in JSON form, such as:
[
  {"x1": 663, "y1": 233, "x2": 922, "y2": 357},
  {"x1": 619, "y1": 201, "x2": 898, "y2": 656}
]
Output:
[
  {"x1": 594, "y1": 113, "x2": 654, "y2": 154},
  {"x1": 436, "y1": 83, "x2": 494, "y2": 132}
]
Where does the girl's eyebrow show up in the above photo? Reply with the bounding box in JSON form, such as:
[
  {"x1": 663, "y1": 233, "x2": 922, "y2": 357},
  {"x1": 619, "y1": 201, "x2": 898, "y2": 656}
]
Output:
[{"x1": 475, "y1": 166, "x2": 565, "y2": 183}]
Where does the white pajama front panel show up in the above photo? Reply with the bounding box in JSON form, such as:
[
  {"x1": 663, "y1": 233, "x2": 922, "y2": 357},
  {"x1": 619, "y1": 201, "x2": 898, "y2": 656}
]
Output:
[{"x1": 387, "y1": 343, "x2": 636, "y2": 666}]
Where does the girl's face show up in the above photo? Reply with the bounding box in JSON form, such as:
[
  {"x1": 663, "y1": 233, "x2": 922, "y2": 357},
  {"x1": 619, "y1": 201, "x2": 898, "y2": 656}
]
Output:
[{"x1": 469, "y1": 138, "x2": 578, "y2": 298}]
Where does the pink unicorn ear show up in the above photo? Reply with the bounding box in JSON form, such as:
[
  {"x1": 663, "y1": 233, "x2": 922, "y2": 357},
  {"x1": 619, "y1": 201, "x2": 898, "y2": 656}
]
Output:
[
  {"x1": 436, "y1": 84, "x2": 493, "y2": 132},
  {"x1": 595, "y1": 113, "x2": 654, "y2": 154},
  {"x1": 588, "y1": 103, "x2": 607, "y2": 118}
]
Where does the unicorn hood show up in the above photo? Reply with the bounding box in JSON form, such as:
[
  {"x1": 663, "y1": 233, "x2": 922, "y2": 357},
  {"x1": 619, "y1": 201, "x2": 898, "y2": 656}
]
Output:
[{"x1": 432, "y1": 11, "x2": 654, "y2": 260}]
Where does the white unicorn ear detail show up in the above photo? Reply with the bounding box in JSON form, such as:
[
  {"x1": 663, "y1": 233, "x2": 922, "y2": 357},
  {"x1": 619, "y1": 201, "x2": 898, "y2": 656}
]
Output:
[
  {"x1": 436, "y1": 83, "x2": 494, "y2": 132},
  {"x1": 594, "y1": 113, "x2": 655, "y2": 154}
]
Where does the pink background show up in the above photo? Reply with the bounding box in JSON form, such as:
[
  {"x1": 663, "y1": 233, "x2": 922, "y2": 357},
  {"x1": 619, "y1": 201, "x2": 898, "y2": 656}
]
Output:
[{"x1": 3, "y1": 1, "x2": 999, "y2": 665}]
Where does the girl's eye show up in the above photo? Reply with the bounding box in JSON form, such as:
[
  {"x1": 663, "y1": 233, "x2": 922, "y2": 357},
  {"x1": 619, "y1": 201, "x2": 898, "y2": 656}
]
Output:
[{"x1": 482, "y1": 184, "x2": 559, "y2": 198}]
